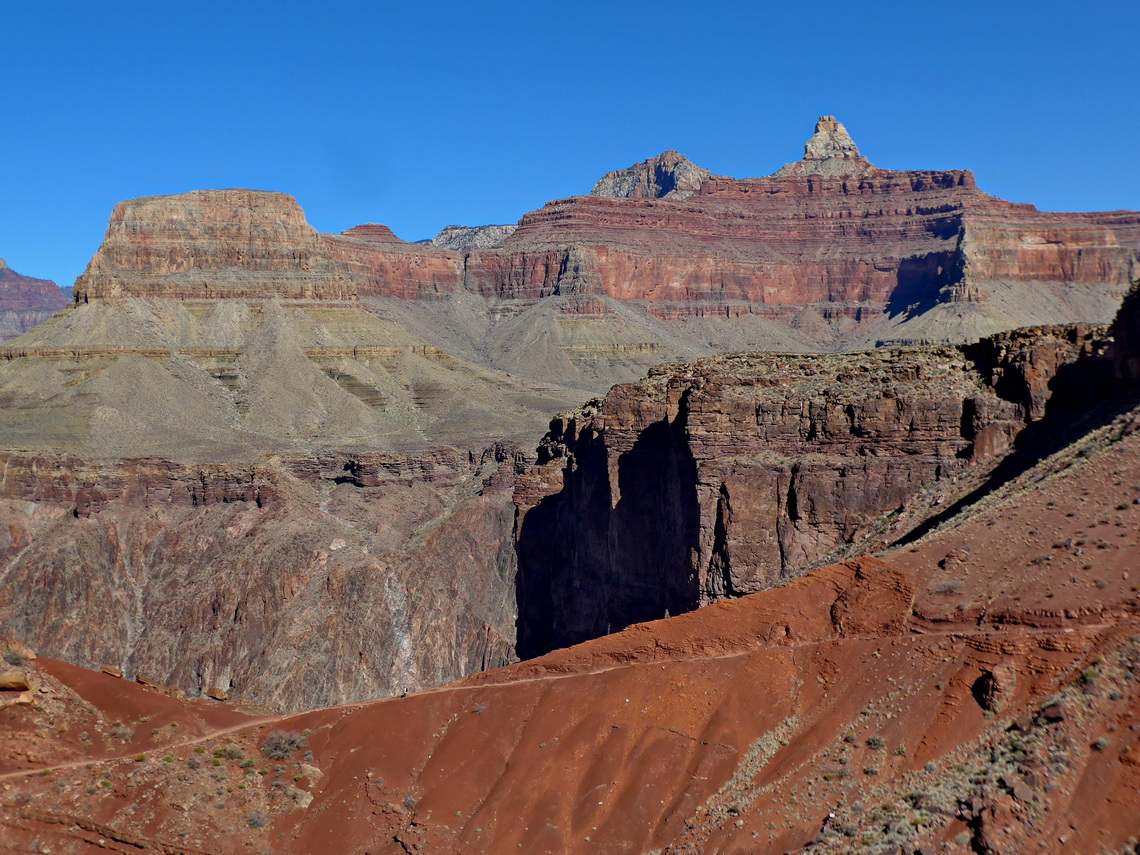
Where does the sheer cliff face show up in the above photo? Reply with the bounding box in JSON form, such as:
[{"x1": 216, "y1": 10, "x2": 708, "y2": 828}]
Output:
[
  {"x1": 514, "y1": 324, "x2": 1111, "y2": 656},
  {"x1": 0, "y1": 259, "x2": 68, "y2": 341}
]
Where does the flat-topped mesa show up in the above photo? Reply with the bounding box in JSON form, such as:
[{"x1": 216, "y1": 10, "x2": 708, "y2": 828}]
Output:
[
  {"x1": 590, "y1": 150, "x2": 713, "y2": 200},
  {"x1": 772, "y1": 115, "x2": 877, "y2": 178},
  {"x1": 73, "y1": 189, "x2": 356, "y2": 301}
]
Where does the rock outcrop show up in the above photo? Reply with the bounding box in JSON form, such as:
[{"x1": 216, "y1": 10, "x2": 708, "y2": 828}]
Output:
[
  {"x1": 5, "y1": 406, "x2": 1140, "y2": 852},
  {"x1": 1112, "y1": 278, "x2": 1140, "y2": 382},
  {"x1": 773, "y1": 114, "x2": 874, "y2": 177},
  {"x1": 429, "y1": 223, "x2": 517, "y2": 250},
  {"x1": 590, "y1": 149, "x2": 713, "y2": 199},
  {"x1": 72, "y1": 190, "x2": 356, "y2": 301},
  {"x1": 514, "y1": 323, "x2": 1112, "y2": 656},
  {"x1": 0, "y1": 258, "x2": 68, "y2": 341}
]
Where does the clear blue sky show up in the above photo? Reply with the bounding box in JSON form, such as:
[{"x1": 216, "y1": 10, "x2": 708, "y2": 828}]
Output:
[{"x1": 2, "y1": 0, "x2": 1138, "y2": 287}]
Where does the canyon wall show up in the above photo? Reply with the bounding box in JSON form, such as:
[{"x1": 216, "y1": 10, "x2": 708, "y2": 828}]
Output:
[
  {"x1": 0, "y1": 447, "x2": 525, "y2": 712},
  {"x1": 514, "y1": 323, "x2": 1112, "y2": 656},
  {"x1": 62, "y1": 118, "x2": 1140, "y2": 359},
  {"x1": 3, "y1": 116, "x2": 1139, "y2": 710}
]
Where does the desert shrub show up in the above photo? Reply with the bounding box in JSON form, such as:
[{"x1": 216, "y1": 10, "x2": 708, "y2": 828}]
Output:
[
  {"x1": 187, "y1": 757, "x2": 201, "y2": 770},
  {"x1": 2, "y1": 649, "x2": 23, "y2": 666},
  {"x1": 247, "y1": 812, "x2": 267, "y2": 829},
  {"x1": 866, "y1": 736, "x2": 885, "y2": 750},
  {"x1": 214, "y1": 745, "x2": 242, "y2": 761},
  {"x1": 108, "y1": 722, "x2": 133, "y2": 743},
  {"x1": 262, "y1": 730, "x2": 307, "y2": 760},
  {"x1": 935, "y1": 580, "x2": 963, "y2": 595}
]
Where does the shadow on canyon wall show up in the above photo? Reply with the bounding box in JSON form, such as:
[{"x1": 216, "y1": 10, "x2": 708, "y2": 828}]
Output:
[{"x1": 515, "y1": 411, "x2": 701, "y2": 659}]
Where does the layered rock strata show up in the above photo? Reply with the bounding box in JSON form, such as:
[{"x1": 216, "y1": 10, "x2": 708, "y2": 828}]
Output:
[
  {"x1": 4, "y1": 116, "x2": 1140, "y2": 713},
  {"x1": 325, "y1": 223, "x2": 464, "y2": 300},
  {"x1": 72, "y1": 190, "x2": 356, "y2": 301},
  {"x1": 449, "y1": 116, "x2": 1138, "y2": 350},
  {"x1": 514, "y1": 323, "x2": 1111, "y2": 656},
  {"x1": 64, "y1": 117, "x2": 1140, "y2": 368},
  {"x1": 0, "y1": 258, "x2": 68, "y2": 341},
  {"x1": 0, "y1": 447, "x2": 525, "y2": 712}
]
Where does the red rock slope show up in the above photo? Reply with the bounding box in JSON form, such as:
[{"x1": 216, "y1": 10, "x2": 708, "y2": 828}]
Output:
[{"x1": 2, "y1": 399, "x2": 1138, "y2": 852}]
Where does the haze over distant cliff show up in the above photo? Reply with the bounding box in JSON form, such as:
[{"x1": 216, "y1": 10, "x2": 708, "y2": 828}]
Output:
[{"x1": 0, "y1": 257, "x2": 68, "y2": 341}]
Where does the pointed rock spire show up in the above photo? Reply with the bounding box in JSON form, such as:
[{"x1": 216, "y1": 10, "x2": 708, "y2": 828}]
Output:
[
  {"x1": 803, "y1": 116, "x2": 861, "y2": 161},
  {"x1": 773, "y1": 116, "x2": 875, "y2": 177}
]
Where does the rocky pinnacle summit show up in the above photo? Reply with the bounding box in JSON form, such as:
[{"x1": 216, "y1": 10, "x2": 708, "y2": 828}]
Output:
[
  {"x1": 773, "y1": 115, "x2": 875, "y2": 177},
  {"x1": 590, "y1": 149, "x2": 713, "y2": 199},
  {"x1": 803, "y1": 115, "x2": 862, "y2": 160}
]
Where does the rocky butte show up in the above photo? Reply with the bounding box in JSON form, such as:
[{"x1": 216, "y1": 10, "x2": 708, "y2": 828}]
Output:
[{"x1": 0, "y1": 117, "x2": 1138, "y2": 717}]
